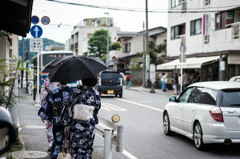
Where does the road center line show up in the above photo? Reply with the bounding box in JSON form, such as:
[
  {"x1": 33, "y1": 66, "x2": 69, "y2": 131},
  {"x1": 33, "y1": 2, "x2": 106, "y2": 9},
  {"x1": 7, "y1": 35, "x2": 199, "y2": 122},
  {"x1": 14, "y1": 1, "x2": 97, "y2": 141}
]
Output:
[{"x1": 115, "y1": 98, "x2": 163, "y2": 112}]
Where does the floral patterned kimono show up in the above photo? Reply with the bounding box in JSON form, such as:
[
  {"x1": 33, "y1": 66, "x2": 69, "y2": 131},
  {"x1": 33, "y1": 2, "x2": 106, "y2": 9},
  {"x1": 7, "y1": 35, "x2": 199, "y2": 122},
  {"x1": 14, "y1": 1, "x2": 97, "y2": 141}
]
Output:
[
  {"x1": 62, "y1": 85, "x2": 101, "y2": 159},
  {"x1": 38, "y1": 86, "x2": 72, "y2": 159}
]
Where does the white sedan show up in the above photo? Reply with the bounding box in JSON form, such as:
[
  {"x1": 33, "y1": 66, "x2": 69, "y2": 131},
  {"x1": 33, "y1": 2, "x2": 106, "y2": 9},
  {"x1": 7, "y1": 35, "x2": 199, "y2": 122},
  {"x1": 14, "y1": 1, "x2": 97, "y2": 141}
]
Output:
[{"x1": 163, "y1": 81, "x2": 240, "y2": 150}]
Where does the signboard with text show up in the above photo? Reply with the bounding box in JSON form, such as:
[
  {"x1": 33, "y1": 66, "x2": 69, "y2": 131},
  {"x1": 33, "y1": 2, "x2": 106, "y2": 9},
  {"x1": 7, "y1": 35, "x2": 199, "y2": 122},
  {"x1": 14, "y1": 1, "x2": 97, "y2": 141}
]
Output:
[{"x1": 30, "y1": 38, "x2": 43, "y2": 52}]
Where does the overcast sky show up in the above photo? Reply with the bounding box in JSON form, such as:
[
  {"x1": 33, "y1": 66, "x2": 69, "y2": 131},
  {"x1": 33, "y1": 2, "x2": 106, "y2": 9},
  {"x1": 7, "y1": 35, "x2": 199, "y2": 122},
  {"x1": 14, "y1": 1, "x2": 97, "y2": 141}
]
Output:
[{"x1": 27, "y1": 0, "x2": 168, "y2": 44}]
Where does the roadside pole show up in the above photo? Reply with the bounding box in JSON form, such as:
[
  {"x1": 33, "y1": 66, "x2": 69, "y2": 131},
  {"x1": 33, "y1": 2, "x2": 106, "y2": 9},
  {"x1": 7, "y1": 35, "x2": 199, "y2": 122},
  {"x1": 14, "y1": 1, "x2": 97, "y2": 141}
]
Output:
[
  {"x1": 180, "y1": 50, "x2": 183, "y2": 93},
  {"x1": 180, "y1": 43, "x2": 186, "y2": 93},
  {"x1": 36, "y1": 51, "x2": 40, "y2": 106}
]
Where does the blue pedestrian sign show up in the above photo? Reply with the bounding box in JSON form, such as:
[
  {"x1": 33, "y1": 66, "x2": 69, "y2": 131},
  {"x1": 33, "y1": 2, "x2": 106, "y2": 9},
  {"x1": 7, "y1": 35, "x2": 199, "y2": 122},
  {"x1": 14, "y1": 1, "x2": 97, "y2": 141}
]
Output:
[{"x1": 30, "y1": 25, "x2": 43, "y2": 38}]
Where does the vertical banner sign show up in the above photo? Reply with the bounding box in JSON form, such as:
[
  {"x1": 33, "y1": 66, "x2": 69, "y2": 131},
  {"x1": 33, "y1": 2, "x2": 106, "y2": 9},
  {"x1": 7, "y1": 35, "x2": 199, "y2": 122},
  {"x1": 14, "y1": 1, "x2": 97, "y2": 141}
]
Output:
[
  {"x1": 150, "y1": 64, "x2": 156, "y2": 83},
  {"x1": 220, "y1": 61, "x2": 225, "y2": 71},
  {"x1": 9, "y1": 59, "x2": 16, "y2": 79},
  {"x1": 203, "y1": 14, "x2": 211, "y2": 35},
  {"x1": 146, "y1": 55, "x2": 150, "y2": 72}
]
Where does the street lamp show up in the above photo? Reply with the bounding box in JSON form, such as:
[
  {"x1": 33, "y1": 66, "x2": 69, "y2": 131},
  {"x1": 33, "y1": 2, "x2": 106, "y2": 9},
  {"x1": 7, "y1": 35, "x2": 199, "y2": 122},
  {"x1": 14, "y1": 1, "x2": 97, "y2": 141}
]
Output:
[{"x1": 104, "y1": 12, "x2": 110, "y2": 68}]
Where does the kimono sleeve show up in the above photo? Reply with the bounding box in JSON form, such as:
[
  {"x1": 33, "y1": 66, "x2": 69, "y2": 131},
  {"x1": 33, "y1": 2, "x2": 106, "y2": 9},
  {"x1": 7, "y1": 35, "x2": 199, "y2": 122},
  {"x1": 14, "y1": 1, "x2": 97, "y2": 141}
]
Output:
[
  {"x1": 37, "y1": 93, "x2": 54, "y2": 121},
  {"x1": 93, "y1": 90, "x2": 101, "y2": 124}
]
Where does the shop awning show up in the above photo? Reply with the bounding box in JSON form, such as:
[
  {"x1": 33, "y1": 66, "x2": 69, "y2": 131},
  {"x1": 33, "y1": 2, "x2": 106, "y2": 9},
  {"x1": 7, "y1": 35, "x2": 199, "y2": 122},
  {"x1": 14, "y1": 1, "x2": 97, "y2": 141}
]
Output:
[{"x1": 157, "y1": 56, "x2": 219, "y2": 70}]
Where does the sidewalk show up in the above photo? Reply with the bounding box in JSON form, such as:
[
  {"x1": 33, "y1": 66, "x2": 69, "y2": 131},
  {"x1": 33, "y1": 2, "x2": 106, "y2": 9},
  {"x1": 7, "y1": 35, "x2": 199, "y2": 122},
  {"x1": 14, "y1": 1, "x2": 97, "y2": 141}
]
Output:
[
  {"x1": 127, "y1": 86, "x2": 176, "y2": 97},
  {"x1": 13, "y1": 88, "x2": 103, "y2": 159}
]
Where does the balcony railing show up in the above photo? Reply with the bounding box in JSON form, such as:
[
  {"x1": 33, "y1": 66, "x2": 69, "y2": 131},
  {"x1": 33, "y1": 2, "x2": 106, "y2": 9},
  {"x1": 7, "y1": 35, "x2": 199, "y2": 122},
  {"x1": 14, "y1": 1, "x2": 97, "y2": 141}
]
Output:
[
  {"x1": 181, "y1": 0, "x2": 187, "y2": 13},
  {"x1": 226, "y1": 22, "x2": 240, "y2": 40},
  {"x1": 204, "y1": 0, "x2": 210, "y2": 5}
]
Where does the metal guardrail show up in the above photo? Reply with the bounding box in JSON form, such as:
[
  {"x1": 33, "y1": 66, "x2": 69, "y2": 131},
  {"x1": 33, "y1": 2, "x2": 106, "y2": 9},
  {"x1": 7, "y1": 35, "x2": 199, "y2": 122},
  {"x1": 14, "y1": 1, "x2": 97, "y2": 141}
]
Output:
[{"x1": 95, "y1": 116, "x2": 124, "y2": 159}]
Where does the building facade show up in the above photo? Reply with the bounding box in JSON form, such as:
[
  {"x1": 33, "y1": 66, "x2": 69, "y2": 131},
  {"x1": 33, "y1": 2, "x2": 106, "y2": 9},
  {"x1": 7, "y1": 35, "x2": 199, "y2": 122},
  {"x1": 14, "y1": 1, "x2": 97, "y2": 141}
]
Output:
[
  {"x1": 160, "y1": 0, "x2": 240, "y2": 81},
  {"x1": 70, "y1": 17, "x2": 120, "y2": 55}
]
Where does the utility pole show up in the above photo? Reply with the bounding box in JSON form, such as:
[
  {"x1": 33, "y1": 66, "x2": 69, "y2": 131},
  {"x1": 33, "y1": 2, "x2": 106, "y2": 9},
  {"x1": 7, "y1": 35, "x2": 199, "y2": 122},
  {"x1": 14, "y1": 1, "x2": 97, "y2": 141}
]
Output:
[
  {"x1": 21, "y1": 37, "x2": 24, "y2": 88},
  {"x1": 105, "y1": 12, "x2": 110, "y2": 68},
  {"x1": 145, "y1": 0, "x2": 150, "y2": 86},
  {"x1": 143, "y1": 22, "x2": 146, "y2": 87}
]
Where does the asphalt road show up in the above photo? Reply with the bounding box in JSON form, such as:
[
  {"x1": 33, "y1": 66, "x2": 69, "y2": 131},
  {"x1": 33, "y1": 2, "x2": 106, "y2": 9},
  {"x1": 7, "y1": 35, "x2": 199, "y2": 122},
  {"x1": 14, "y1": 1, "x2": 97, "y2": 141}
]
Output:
[
  {"x1": 17, "y1": 87, "x2": 240, "y2": 159},
  {"x1": 99, "y1": 88, "x2": 240, "y2": 159}
]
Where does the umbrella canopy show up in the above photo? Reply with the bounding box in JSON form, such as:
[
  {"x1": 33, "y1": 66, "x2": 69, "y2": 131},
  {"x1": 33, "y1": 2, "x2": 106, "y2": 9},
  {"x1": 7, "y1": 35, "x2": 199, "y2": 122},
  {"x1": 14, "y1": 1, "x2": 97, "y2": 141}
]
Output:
[{"x1": 42, "y1": 55, "x2": 107, "y2": 83}]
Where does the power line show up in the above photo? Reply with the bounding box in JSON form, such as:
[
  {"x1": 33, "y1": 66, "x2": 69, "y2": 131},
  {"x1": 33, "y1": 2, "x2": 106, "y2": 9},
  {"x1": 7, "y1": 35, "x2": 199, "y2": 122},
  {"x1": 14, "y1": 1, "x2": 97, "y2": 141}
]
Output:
[{"x1": 46, "y1": 0, "x2": 240, "y2": 13}]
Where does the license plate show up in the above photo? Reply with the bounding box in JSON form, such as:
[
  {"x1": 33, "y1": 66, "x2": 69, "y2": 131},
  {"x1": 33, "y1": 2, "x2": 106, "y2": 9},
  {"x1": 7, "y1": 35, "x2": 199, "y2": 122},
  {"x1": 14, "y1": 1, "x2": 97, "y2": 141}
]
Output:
[{"x1": 107, "y1": 90, "x2": 114, "y2": 94}]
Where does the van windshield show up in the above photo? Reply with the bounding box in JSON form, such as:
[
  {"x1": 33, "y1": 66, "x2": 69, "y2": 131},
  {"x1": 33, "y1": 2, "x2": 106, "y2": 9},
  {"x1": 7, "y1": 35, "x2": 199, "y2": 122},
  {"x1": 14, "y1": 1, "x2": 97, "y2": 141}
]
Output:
[
  {"x1": 101, "y1": 73, "x2": 122, "y2": 80},
  {"x1": 219, "y1": 89, "x2": 240, "y2": 107}
]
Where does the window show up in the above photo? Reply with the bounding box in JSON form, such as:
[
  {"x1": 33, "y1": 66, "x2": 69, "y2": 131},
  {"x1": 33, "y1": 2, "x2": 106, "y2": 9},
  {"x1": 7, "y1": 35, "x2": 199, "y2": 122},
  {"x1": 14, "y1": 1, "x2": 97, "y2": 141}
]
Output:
[
  {"x1": 124, "y1": 43, "x2": 131, "y2": 53},
  {"x1": 199, "y1": 88, "x2": 218, "y2": 105},
  {"x1": 171, "y1": 0, "x2": 182, "y2": 8},
  {"x1": 215, "y1": 11, "x2": 234, "y2": 30},
  {"x1": 179, "y1": 87, "x2": 193, "y2": 103},
  {"x1": 219, "y1": 89, "x2": 240, "y2": 107},
  {"x1": 171, "y1": 24, "x2": 185, "y2": 40},
  {"x1": 191, "y1": 19, "x2": 202, "y2": 35},
  {"x1": 188, "y1": 87, "x2": 202, "y2": 103}
]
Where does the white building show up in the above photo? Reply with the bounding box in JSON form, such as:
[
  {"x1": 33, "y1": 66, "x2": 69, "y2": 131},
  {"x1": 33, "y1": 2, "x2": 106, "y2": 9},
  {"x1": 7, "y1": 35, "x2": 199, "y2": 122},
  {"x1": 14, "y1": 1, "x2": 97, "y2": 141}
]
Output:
[
  {"x1": 70, "y1": 17, "x2": 120, "y2": 55},
  {"x1": 158, "y1": 0, "x2": 240, "y2": 81},
  {"x1": 116, "y1": 27, "x2": 167, "y2": 72}
]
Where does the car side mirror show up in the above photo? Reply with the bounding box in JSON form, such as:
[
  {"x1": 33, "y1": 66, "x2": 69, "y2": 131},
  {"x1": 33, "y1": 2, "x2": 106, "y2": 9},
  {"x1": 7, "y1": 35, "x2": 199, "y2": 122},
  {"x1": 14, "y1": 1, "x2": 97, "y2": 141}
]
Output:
[
  {"x1": 169, "y1": 96, "x2": 177, "y2": 102},
  {"x1": 0, "y1": 107, "x2": 16, "y2": 155}
]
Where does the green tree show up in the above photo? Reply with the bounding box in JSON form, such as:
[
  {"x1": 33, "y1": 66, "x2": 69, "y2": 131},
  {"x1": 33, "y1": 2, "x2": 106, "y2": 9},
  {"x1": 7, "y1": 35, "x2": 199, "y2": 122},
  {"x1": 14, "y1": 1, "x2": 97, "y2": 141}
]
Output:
[
  {"x1": 0, "y1": 56, "x2": 31, "y2": 108},
  {"x1": 88, "y1": 29, "x2": 111, "y2": 58},
  {"x1": 110, "y1": 42, "x2": 122, "y2": 51},
  {"x1": 149, "y1": 40, "x2": 158, "y2": 65}
]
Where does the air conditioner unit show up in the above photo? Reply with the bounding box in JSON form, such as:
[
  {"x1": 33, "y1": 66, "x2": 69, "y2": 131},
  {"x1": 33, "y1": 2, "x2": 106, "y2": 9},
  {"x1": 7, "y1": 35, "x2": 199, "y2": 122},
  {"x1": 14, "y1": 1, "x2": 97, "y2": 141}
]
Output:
[
  {"x1": 203, "y1": 35, "x2": 209, "y2": 44},
  {"x1": 181, "y1": 1, "x2": 187, "y2": 13},
  {"x1": 204, "y1": 0, "x2": 210, "y2": 5},
  {"x1": 180, "y1": 36, "x2": 186, "y2": 45},
  {"x1": 232, "y1": 23, "x2": 240, "y2": 39}
]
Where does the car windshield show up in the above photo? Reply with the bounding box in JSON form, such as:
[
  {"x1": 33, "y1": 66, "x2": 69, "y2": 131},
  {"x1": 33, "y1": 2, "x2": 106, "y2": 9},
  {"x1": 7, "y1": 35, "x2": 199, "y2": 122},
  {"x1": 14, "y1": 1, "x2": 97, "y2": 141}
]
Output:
[{"x1": 219, "y1": 89, "x2": 240, "y2": 107}]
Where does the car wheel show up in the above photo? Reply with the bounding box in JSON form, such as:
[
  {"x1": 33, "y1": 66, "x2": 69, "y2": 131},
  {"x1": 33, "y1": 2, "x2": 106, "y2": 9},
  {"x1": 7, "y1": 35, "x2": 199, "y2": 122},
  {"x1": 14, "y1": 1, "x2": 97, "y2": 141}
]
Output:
[
  {"x1": 119, "y1": 94, "x2": 122, "y2": 98},
  {"x1": 193, "y1": 122, "x2": 205, "y2": 150},
  {"x1": 163, "y1": 112, "x2": 173, "y2": 136}
]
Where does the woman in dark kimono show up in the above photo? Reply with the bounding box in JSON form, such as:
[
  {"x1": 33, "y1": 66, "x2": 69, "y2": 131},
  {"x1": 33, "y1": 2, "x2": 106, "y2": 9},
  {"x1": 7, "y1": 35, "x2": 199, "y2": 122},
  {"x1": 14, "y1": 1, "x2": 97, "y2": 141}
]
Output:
[
  {"x1": 38, "y1": 82, "x2": 72, "y2": 159},
  {"x1": 62, "y1": 77, "x2": 101, "y2": 159}
]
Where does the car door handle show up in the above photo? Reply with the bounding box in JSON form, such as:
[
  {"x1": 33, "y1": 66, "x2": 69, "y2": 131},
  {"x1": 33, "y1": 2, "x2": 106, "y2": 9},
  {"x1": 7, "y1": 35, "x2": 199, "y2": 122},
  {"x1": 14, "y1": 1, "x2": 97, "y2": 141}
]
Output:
[
  {"x1": 180, "y1": 107, "x2": 183, "y2": 109},
  {"x1": 192, "y1": 108, "x2": 195, "y2": 112}
]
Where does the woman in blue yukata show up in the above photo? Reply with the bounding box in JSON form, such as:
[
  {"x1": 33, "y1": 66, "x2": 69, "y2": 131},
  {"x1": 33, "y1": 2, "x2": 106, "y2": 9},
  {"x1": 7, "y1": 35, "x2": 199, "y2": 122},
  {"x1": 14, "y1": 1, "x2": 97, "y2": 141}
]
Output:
[
  {"x1": 61, "y1": 77, "x2": 101, "y2": 159},
  {"x1": 38, "y1": 82, "x2": 72, "y2": 159}
]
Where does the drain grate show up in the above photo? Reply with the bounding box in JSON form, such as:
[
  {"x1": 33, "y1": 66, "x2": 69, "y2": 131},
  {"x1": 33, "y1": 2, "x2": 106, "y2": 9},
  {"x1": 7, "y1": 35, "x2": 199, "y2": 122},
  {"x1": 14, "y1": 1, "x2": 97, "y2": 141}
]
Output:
[{"x1": 11, "y1": 151, "x2": 48, "y2": 158}]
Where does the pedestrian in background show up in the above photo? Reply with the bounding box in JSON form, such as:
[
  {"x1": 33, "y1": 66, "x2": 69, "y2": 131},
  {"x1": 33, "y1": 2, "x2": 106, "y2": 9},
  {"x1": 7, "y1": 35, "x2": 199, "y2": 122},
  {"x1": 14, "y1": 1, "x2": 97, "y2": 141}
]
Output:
[
  {"x1": 161, "y1": 72, "x2": 167, "y2": 92},
  {"x1": 173, "y1": 73, "x2": 179, "y2": 95},
  {"x1": 39, "y1": 79, "x2": 53, "y2": 152},
  {"x1": 126, "y1": 73, "x2": 131, "y2": 89},
  {"x1": 178, "y1": 73, "x2": 182, "y2": 93},
  {"x1": 38, "y1": 82, "x2": 72, "y2": 159},
  {"x1": 61, "y1": 77, "x2": 101, "y2": 159},
  {"x1": 182, "y1": 71, "x2": 190, "y2": 90}
]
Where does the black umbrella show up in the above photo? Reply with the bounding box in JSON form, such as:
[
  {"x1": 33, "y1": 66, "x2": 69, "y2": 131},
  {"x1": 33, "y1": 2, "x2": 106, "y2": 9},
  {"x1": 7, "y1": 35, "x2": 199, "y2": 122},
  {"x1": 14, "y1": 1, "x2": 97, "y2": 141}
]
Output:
[{"x1": 43, "y1": 55, "x2": 107, "y2": 83}]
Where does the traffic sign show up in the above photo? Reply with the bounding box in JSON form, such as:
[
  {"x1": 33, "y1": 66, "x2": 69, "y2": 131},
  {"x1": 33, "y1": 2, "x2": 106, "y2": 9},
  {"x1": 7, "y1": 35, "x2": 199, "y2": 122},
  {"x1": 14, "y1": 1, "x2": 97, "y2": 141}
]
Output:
[
  {"x1": 180, "y1": 45, "x2": 186, "y2": 54},
  {"x1": 30, "y1": 38, "x2": 43, "y2": 52},
  {"x1": 30, "y1": 25, "x2": 43, "y2": 38},
  {"x1": 31, "y1": 16, "x2": 39, "y2": 24},
  {"x1": 41, "y1": 16, "x2": 50, "y2": 25},
  {"x1": 150, "y1": 64, "x2": 156, "y2": 83}
]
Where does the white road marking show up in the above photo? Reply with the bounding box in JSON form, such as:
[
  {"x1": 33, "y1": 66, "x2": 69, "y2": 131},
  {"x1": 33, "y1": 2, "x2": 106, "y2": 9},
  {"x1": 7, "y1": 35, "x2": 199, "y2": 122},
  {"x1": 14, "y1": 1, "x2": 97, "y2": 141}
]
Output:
[
  {"x1": 23, "y1": 125, "x2": 45, "y2": 129},
  {"x1": 123, "y1": 150, "x2": 138, "y2": 159},
  {"x1": 102, "y1": 103, "x2": 127, "y2": 111},
  {"x1": 115, "y1": 98, "x2": 163, "y2": 112}
]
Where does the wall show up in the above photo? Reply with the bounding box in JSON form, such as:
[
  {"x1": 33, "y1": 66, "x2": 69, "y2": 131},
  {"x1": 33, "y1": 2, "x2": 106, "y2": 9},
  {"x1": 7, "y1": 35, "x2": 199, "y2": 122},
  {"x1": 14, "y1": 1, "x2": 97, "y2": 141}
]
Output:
[
  {"x1": 71, "y1": 26, "x2": 120, "y2": 55},
  {"x1": 167, "y1": 0, "x2": 240, "y2": 57},
  {"x1": 130, "y1": 69, "x2": 143, "y2": 86}
]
